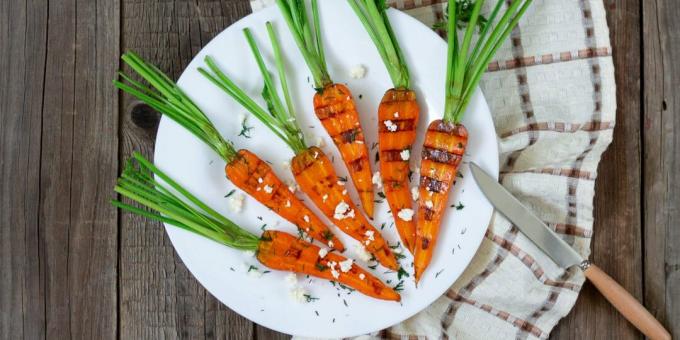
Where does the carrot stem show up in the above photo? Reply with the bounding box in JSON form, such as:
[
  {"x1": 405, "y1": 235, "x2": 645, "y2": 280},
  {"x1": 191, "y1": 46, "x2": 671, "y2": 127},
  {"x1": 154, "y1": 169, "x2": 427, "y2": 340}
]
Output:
[
  {"x1": 276, "y1": 0, "x2": 332, "y2": 89},
  {"x1": 443, "y1": 0, "x2": 533, "y2": 124},
  {"x1": 347, "y1": 0, "x2": 409, "y2": 89},
  {"x1": 198, "y1": 25, "x2": 309, "y2": 155},
  {"x1": 115, "y1": 52, "x2": 237, "y2": 163},
  {"x1": 113, "y1": 153, "x2": 260, "y2": 251}
]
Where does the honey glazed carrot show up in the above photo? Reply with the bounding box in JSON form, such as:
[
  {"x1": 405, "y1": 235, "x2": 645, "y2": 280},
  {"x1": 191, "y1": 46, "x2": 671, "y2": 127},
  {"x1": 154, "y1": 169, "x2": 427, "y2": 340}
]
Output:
[
  {"x1": 277, "y1": 0, "x2": 375, "y2": 217},
  {"x1": 348, "y1": 0, "x2": 421, "y2": 254},
  {"x1": 291, "y1": 147, "x2": 398, "y2": 270},
  {"x1": 378, "y1": 88, "x2": 419, "y2": 253},
  {"x1": 414, "y1": 121, "x2": 467, "y2": 281},
  {"x1": 226, "y1": 149, "x2": 344, "y2": 251},
  {"x1": 258, "y1": 230, "x2": 400, "y2": 301},
  {"x1": 198, "y1": 25, "x2": 399, "y2": 270},
  {"x1": 412, "y1": 0, "x2": 533, "y2": 281},
  {"x1": 313, "y1": 84, "x2": 375, "y2": 218},
  {"x1": 112, "y1": 153, "x2": 399, "y2": 302}
]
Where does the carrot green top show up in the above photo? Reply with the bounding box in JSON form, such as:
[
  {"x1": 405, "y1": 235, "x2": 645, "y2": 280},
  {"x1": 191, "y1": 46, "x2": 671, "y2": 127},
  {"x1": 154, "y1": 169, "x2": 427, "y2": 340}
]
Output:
[
  {"x1": 276, "y1": 0, "x2": 332, "y2": 90},
  {"x1": 112, "y1": 152, "x2": 260, "y2": 251},
  {"x1": 114, "y1": 52, "x2": 238, "y2": 163},
  {"x1": 198, "y1": 23, "x2": 310, "y2": 155},
  {"x1": 443, "y1": 0, "x2": 533, "y2": 123},
  {"x1": 348, "y1": 0, "x2": 410, "y2": 89}
]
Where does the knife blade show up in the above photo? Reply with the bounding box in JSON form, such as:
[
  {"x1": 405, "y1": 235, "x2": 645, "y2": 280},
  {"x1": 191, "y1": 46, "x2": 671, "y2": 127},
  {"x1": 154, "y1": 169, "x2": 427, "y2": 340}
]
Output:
[{"x1": 469, "y1": 162, "x2": 584, "y2": 269}]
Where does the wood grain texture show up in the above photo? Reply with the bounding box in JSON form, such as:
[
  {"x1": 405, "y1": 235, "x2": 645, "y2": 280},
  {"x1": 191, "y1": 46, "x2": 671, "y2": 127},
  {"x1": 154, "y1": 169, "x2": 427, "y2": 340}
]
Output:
[
  {"x1": 551, "y1": 0, "x2": 644, "y2": 339},
  {"x1": 0, "y1": 0, "x2": 47, "y2": 338},
  {"x1": 642, "y1": 0, "x2": 680, "y2": 337},
  {"x1": 0, "y1": 0, "x2": 120, "y2": 338},
  {"x1": 118, "y1": 0, "x2": 257, "y2": 339}
]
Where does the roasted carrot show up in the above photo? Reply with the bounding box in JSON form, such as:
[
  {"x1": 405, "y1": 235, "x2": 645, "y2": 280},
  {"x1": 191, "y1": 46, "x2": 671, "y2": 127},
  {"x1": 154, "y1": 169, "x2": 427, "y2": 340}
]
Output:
[
  {"x1": 348, "y1": 0, "x2": 419, "y2": 253},
  {"x1": 291, "y1": 146, "x2": 397, "y2": 270},
  {"x1": 413, "y1": 0, "x2": 533, "y2": 282},
  {"x1": 198, "y1": 24, "x2": 399, "y2": 270},
  {"x1": 226, "y1": 149, "x2": 344, "y2": 251},
  {"x1": 114, "y1": 51, "x2": 344, "y2": 251},
  {"x1": 277, "y1": 0, "x2": 375, "y2": 217},
  {"x1": 378, "y1": 88, "x2": 419, "y2": 253},
  {"x1": 258, "y1": 230, "x2": 400, "y2": 301},
  {"x1": 112, "y1": 153, "x2": 399, "y2": 301}
]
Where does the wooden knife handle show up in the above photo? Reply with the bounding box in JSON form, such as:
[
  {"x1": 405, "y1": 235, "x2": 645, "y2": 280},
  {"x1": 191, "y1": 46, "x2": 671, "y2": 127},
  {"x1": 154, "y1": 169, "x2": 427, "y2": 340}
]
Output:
[{"x1": 583, "y1": 263, "x2": 671, "y2": 340}]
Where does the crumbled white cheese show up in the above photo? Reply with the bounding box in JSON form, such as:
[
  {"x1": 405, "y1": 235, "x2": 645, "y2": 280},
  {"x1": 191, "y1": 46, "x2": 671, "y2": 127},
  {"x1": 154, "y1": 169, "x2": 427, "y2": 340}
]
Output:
[
  {"x1": 328, "y1": 240, "x2": 335, "y2": 248},
  {"x1": 315, "y1": 136, "x2": 325, "y2": 148},
  {"x1": 333, "y1": 201, "x2": 355, "y2": 220},
  {"x1": 400, "y1": 149, "x2": 410, "y2": 161},
  {"x1": 290, "y1": 286, "x2": 307, "y2": 303},
  {"x1": 398, "y1": 208, "x2": 415, "y2": 221},
  {"x1": 394, "y1": 112, "x2": 399, "y2": 118},
  {"x1": 383, "y1": 120, "x2": 398, "y2": 132},
  {"x1": 285, "y1": 200, "x2": 291, "y2": 208},
  {"x1": 337, "y1": 180, "x2": 346, "y2": 186},
  {"x1": 425, "y1": 200, "x2": 434, "y2": 209},
  {"x1": 339, "y1": 258, "x2": 353, "y2": 272},
  {"x1": 303, "y1": 215, "x2": 310, "y2": 223},
  {"x1": 353, "y1": 244, "x2": 372, "y2": 262},
  {"x1": 349, "y1": 64, "x2": 366, "y2": 79},
  {"x1": 322, "y1": 194, "x2": 328, "y2": 202},
  {"x1": 364, "y1": 230, "x2": 375, "y2": 242},
  {"x1": 359, "y1": 273, "x2": 366, "y2": 280},
  {"x1": 411, "y1": 187, "x2": 419, "y2": 201},
  {"x1": 328, "y1": 261, "x2": 340, "y2": 279},
  {"x1": 258, "y1": 177, "x2": 263, "y2": 183},
  {"x1": 342, "y1": 189, "x2": 347, "y2": 195},
  {"x1": 285, "y1": 273, "x2": 298, "y2": 286},
  {"x1": 372, "y1": 171, "x2": 383, "y2": 188},
  {"x1": 356, "y1": 140, "x2": 364, "y2": 144},
  {"x1": 228, "y1": 193, "x2": 245, "y2": 213},
  {"x1": 318, "y1": 248, "x2": 328, "y2": 259},
  {"x1": 263, "y1": 185, "x2": 273, "y2": 194}
]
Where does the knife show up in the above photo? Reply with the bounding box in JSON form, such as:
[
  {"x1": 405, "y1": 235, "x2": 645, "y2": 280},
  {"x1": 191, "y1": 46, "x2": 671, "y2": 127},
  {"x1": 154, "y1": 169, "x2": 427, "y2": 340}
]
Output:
[{"x1": 470, "y1": 162, "x2": 671, "y2": 340}]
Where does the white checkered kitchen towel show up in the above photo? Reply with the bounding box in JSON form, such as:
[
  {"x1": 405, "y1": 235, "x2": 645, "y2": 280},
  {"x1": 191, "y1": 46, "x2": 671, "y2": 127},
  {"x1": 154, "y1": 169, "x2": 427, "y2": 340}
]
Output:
[{"x1": 251, "y1": 0, "x2": 616, "y2": 338}]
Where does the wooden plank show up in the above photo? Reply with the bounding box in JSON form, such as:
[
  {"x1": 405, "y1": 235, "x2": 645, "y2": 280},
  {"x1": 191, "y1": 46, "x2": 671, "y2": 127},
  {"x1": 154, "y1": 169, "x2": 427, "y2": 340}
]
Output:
[
  {"x1": 642, "y1": 0, "x2": 680, "y2": 337},
  {"x1": 0, "y1": 0, "x2": 48, "y2": 338},
  {"x1": 36, "y1": 0, "x2": 120, "y2": 337},
  {"x1": 551, "y1": 0, "x2": 644, "y2": 339},
  {"x1": 119, "y1": 0, "x2": 256, "y2": 338}
]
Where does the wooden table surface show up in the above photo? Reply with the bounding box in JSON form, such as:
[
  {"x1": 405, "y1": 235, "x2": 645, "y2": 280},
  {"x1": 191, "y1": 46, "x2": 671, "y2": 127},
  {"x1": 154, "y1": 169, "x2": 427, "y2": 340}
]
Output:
[{"x1": 1, "y1": 0, "x2": 678, "y2": 339}]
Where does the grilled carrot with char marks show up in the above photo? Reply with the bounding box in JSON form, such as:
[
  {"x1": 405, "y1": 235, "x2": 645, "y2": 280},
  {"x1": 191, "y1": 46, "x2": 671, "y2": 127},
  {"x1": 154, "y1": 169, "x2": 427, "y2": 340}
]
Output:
[
  {"x1": 413, "y1": 0, "x2": 533, "y2": 282},
  {"x1": 112, "y1": 153, "x2": 399, "y2": 301},
  {"x1": 414, "y1": 120, "x2": 467, "y2": 280},
  {"x1": 348, "y1": 0, "x2": 419, "y2": 253},
  {"x1": 198, "y1": 24, "x2": 399, "y2": 270},
  {"x1": 378, "y1": 88, "x2": 419, "y2": 252},
  {"x1": 226, "y1": 149, "x2": 344, "y2": 251},
  {"x1": 313, "y1": 84, "x2": 374, "y2": 217},
  {"x1": 114, "y1": 51, "x2": 344, "y2": 251},
  {"x1": 277, "y1": 0, "x2": 375, "y2": 217},
  {"x1": 258, "y1": 230, "x2": 400, "y2": 301},
  {"x1": 291, "y1": 146, "x2": 397, "y2": 270}
]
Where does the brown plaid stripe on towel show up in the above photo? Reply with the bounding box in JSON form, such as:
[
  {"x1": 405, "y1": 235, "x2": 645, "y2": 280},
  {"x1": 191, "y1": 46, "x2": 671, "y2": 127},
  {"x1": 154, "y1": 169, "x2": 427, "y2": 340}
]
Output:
[{"x1": 250, "y1": 0, "x2": 616, "y2": 338}]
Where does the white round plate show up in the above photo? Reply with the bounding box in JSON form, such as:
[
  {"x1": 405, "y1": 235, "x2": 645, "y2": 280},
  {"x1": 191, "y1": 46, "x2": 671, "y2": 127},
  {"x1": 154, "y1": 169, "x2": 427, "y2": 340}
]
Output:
[{"x1": 154, "y1": 2, "x2": 498, "y2": 338}]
